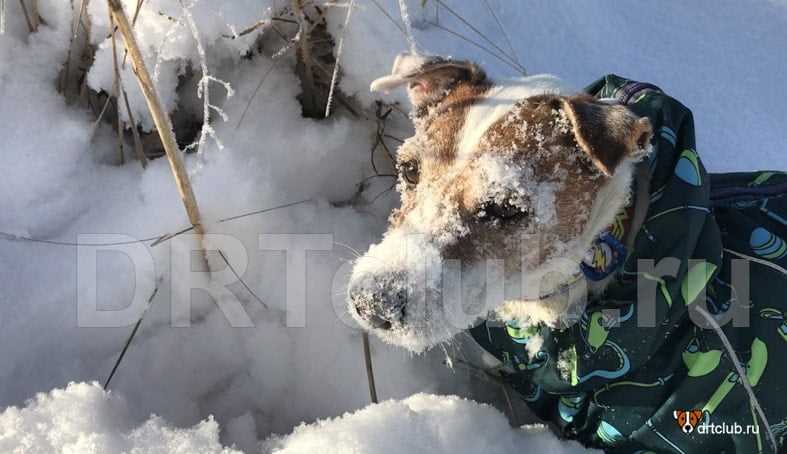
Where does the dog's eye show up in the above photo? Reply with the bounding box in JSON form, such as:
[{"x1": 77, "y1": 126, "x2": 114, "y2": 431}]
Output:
[
  {"x1": 478, "y1": 200, "x2": 529, "y2": 222},
  {"x1": 399, "y1": 161, "x2": 420, "y2": 186}
]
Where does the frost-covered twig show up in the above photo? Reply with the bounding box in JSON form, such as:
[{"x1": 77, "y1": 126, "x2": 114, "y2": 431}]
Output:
[
  {"x1": 224, "y1": 17, "x2": 267, "y2": 40},
  {"x1": 397, "y1": 0, "x2": 419, "y2": 54},
  {"x1": 324, "y1": 0, "x2": 356, "y2": 118},
  {"x1": 152, "y1": 12, "x2": 182, "y2": 83},
  {"x1": 220, "y1": 15, "x2": 300, "y2": 40},
  {"x1": 178, "y1": 0, "x2": 234, "y2": 154}
]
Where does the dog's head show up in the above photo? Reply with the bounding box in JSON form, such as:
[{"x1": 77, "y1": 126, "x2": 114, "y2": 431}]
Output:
[{"x1": 349, "y1": 54, "x2": 652, "y2": 352}]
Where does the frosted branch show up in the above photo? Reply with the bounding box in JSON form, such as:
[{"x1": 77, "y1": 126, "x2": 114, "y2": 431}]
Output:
[
  {"x1": 324, "y1": 0, "x2": 357, "y2": 118},
  {"x1": 179, "y1": 0, "x2": 234, "y2": 156}
]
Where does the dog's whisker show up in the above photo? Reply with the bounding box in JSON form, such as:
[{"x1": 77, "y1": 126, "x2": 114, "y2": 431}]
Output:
[
  {"x1": 333, "y1": 241, "x2": 363, "y2": 258},
  {"x1": 334, "y1": 256, "x2": 356, "y2": 265}
]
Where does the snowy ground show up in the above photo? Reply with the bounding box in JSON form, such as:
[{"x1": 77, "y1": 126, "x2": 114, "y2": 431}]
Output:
[
  {"x1": 0, "y1": 383, "x2": 593, "y2": 453},
  {"x1": 0, "y1": 0, "x2": 785, "y2": 452}
]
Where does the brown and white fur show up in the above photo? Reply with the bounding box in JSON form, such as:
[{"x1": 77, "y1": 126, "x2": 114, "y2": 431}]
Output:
[{"x1": 349, "y1": 54, "x2": 652, "y2": 352}]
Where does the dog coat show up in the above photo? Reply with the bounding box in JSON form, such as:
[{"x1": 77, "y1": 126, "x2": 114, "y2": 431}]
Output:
[{"x1": 470, "y1": 75, "x2": 787, "y2": 453}]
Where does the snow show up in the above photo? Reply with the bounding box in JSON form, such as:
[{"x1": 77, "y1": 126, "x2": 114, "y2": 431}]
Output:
[
  {"x1": 0, "y1": 0, "x2": 91, "y2": 236},
  {"x1": 0, "y1": 385, "x2": 592, "y2": 454},
  {"x1": 267, "y1": 393, "x2": 595, "y2": 453},
  {"x1": 1, "y1": 0, "x2": 786, "y2": 452},
  {"x1": 0, "y1": 382, "x2": 241, "y2": 454},
  {"x1": 86, "y1": 0, "x2": 266, "y2": 130}
]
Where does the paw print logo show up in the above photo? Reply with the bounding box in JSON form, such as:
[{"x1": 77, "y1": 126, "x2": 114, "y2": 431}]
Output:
[{"x1": 673, "y1": 409, "x2": 703, "y2": 434}]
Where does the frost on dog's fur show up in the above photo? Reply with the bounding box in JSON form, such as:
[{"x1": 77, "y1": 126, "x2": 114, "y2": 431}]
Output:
[
  {"x1": 349, "y1": 151, "x2": 568, "y2": 352},
  {"x1": 457, "y1": 75, "x2": 572, "y2": 161},
  {"x1": 350, "y1": 55, "x2": 652, "y2": 352}
]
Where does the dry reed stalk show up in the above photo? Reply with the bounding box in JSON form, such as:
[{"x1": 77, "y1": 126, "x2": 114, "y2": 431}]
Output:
[
  {"x1": 120, "y1": 0, "x2": 145, "y2": 68},
  {"x1": 18, "y1": 0, "x2": 37, "y2": 32},
  {"x1": 107, "y1": 0, "x2": 207, "y2": 244},
  {"x1": 291, "y1": 0, "x2": 320, "y2": 117},
  {"x1": 93, "y1": 0, "x2": 144, "y2": 124},
  {"x1": 108, "y1": 8, "x2": 125, "y2": 164},
  {"x1": 481, "y1": 0, "x2": 520, "y2": 69},
  {"x1": 61, "y1": 0, "x2": 89, "y2": 95},
  {"x1": 433, "y1": 0, "x2": 525, "y2": 75},
  {"x1": 121, "y1": 87, "x2": 148, "y2": 168},
  {"x1": 426, "y1": 20, "x2": 523, "y2": 75},
  {"x1": 361, "y1": 332, "x2": 379, "y2": 404},
  {"x1": 107, "y1": 1, "x2": 146, "y2": 168},
  {"x1": 27, "y1": 0, "x2": 37, "y2": 28}
]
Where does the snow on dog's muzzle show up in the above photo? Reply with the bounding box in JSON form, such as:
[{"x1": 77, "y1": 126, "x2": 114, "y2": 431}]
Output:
[
  {"x1": 346, "y1": 229, "x2": 484, "y2": 352},
  {"x1": 349, "y1": 274, "x2": 408, "y2": 331}
]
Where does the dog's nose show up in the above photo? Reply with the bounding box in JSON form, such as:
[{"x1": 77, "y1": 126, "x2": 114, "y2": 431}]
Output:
[{"x1": 350, "y1": 289, "x2": 406, "y2": 331}]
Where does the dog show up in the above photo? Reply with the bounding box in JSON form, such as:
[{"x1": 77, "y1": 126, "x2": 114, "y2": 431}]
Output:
[
  {"x1": 348, "y1": 54, "x2": 787, "y2": 452},
  {"x1": 349, "y1": 54, "x2": 650, "y2": 351}
]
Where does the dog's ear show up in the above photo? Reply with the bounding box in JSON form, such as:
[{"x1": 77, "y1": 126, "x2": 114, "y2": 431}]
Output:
[
  {"x1": 673, "y1": 410, "x2": 681, "y2": 420},
  {"x1": 562, "y1": 95, "x2": 652, "y2": 176},
  {"x1": 371, "y1": 53, "x2": 486, "y2": 111}
]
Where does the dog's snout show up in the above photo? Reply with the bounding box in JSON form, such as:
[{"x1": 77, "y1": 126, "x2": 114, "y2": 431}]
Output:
[{"x1": 350, "y1": 288, "x2": 406, "y2": 331}]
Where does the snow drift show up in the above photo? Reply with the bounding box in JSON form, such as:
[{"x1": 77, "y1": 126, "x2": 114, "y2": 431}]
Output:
[
  {"x1": 0, "y1": 383, "x2": 593, "y2": 454},
  {"x1": 268, "y1": 393, "x2": 595, "y2": 454},
  {"x1": 0, "y1": 382, "x2": 240, "y2": 454}
]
